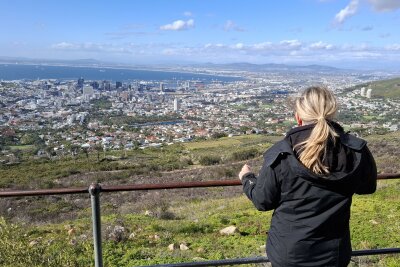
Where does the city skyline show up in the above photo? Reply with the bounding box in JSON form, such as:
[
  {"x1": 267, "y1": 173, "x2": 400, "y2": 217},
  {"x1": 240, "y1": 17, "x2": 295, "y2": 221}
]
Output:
[{"x1": 1, "y1": 0, "x2": 400, "y2": 69}]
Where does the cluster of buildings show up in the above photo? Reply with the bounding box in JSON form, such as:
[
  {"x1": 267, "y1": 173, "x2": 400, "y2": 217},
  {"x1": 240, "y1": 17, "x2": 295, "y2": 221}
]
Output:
[{"x1": 0, "y1": 68, "x2": 399, "y2": 157}]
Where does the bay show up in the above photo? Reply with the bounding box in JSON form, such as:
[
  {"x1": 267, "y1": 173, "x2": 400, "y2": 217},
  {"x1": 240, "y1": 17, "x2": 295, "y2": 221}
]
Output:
[{"x1": 0, "y1": 64, "x2": 241, "y2": 82}]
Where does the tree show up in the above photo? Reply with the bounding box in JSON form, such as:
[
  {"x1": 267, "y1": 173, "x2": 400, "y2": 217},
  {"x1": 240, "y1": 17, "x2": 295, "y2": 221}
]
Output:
[{"x1": 94, "y1": 144, "x2": 103, "y2": 162}]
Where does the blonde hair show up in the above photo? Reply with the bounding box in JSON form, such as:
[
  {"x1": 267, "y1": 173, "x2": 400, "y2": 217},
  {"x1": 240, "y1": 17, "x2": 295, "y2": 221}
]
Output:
[{"x1": 295, "y1": 86, "x2": 338, "y2": 174}]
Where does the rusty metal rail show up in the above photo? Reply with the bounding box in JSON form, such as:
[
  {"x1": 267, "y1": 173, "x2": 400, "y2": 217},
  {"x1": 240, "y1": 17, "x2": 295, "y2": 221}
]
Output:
[
  {"x1": 0, "y1": 173, "x2": 398, "y2": 197},
  {"x1": 0, "y1": 173, "x2": 399, "y2": 267}
]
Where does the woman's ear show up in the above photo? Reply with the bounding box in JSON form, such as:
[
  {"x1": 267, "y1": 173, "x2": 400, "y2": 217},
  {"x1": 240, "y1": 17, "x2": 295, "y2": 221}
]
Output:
[{"x1": 295, "y1": 112, "x2": 302, "y2": 126}]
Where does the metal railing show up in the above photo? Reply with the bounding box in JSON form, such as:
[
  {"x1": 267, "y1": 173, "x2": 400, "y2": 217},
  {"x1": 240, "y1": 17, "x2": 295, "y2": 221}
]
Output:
[{"x1": 0, "y1": 173, "x2": 399, "y2": 267}]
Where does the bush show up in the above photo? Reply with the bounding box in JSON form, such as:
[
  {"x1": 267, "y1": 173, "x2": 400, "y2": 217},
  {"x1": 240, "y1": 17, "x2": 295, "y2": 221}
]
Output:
[
  {"x1": 199, "y1": 155, "x2": 221, "y2": 166},
  {"x1": 231, "y1": 148, "x2": 260, "y2": 161}
]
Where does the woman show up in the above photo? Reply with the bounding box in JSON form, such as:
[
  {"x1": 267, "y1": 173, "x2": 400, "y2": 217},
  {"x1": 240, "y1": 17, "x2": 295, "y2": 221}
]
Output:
[{"x1": 239, "y1": 86, "x2": 377, "y2": 267}]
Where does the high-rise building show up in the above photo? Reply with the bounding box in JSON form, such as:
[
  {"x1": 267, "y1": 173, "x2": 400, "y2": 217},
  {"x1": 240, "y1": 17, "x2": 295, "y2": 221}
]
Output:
[
  {"x1": 90, "y1": 81, "x2": 99, "y2": 89},
  {"x1": 360, "y1": 87, "x2": 366, "y2": 97},
  {"x1": 366, "y1": 88, "x2": 372, "y2": 98},
  {"x1": 160, "y1": 82, "x2": 165, "y2": 92},
  {"x1": 102, "y1": 80, "x2": 111, "y2": 91},
  {"x1": 173, "y1": 98, "x2": 180, "y2": 112},
  {"x1": 116, "y1": 81, "x2": 122, "y2": 89},
  {"x1": 77, "y1": 77, "x2": 84, "y2": 89},
  {"x1": 83, "y1": 86, "x2": 95, "y2": 101}
]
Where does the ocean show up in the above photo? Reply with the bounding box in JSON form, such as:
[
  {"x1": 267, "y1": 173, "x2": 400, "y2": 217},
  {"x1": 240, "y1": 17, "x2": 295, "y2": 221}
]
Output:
[{"x1": 0, "y1": 64, "x2": 242, "y2": 82}]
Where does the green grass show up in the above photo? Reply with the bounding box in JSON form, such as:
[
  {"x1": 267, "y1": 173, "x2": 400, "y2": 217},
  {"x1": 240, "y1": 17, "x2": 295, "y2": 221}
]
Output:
[
  {"x1": 9, "y1": 145, "x2": 35, "y2": 151},
  {"x1": 363, "y1": 77, "x2": 400, "y2": 98},
  {"x1": 0, "y1": 179, "x2": 399, "y2": 266}
]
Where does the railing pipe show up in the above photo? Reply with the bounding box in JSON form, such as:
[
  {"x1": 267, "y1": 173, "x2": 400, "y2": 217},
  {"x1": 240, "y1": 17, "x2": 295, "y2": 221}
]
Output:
[
  {"x1": 0, "y1": 173, "x2": 399, "y2": 267},
  {"x1": 0, "y1": 173, "x2": 398, "y2": 197},
  {"x1": 89, "y1": 183, "x2": 103, "y2": 267}
]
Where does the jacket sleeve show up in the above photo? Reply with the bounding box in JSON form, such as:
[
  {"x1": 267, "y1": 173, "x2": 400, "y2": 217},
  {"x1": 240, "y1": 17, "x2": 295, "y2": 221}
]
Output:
[
  {"x1": 355, "y1": 145, "x2": 377, "y2": 195},
  {"x1": 241, "y1": 162, "x2": 281, "y2": 211}
]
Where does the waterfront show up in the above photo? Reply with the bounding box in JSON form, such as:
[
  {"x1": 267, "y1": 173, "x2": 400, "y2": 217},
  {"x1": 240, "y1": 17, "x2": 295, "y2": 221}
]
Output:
[{"x1": 0, "y1": 64, "x2": 242, "y2": 82}]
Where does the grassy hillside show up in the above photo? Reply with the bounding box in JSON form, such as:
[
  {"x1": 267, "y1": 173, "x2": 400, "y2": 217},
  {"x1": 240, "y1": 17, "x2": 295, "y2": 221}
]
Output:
[
  {"x1": 0, "y1": 179, "x2": 399, "y2": 266},
  {"x1": 0, "y1": 132, "x2": 399, "y2": 266},
  {"x1": 360, "y1": 77, "x2": 400, "y2": 98}
]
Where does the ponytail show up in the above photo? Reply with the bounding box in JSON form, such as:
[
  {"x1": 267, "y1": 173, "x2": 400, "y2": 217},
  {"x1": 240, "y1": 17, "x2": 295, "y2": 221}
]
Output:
[{"x1": 294, "y1": 87, "x2": 338, "y2": 174}]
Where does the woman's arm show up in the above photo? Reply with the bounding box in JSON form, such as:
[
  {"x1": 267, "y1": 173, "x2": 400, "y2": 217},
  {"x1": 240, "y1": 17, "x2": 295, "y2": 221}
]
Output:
[{"x1": 240, "y1": 163, "x2": 281, "y2": 211}]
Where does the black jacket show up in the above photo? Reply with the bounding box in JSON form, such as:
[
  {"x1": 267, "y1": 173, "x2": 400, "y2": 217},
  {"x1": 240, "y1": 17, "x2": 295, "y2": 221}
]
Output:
[{"x1": 242, "y1": 123, "x2": 377, "y2": 267}]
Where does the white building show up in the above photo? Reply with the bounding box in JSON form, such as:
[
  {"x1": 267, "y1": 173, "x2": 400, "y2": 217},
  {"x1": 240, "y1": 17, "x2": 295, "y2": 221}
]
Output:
[
  {"x1": 360, "y1": 87, "x2": 366, "y2": 97},
  {"x1": 173, "y1": 98, "x2": 180, "y2": 112},
  {"x1": 366, "y1": 88, "x2": 372, "y2": 98}
]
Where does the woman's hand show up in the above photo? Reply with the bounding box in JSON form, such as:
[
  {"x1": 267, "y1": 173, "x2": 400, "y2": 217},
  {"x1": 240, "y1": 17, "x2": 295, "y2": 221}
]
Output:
[{"x1": 239, "y1": 164, "x2": 252, "y2": 180}]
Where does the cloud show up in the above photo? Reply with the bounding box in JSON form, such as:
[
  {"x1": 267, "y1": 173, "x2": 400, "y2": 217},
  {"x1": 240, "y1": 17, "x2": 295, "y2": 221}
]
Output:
[
  {"x1": 309, "y1": 41, "x2": 335, "y2": 50},
  {"x1": 386, "y1": 44, "x2": 400, "y2": 50},
  {"x1": 183, "y1": 11, "x2": 193, "y2": 17},
  {"x1": 334, "y1": 0, "x2": 359, "y2": 24},
  {"x1": 279, "y1": 39, "x2": 302, "y2": 50},
  {"x1": 51, "y1": 42, "x2": 78, "y2": 50},
  {"x1": 160, "y1": 19, "x2": 194, "y2": 31},
  {"x1": 48, "y1": 40, "x2": 400, "y2": 66},
  {"x1": 368, "y1": 0, "x2": 400, "y2": 12},
  {"x1": 51, "y1": 42, "x2": 131, "y2": 54},
  {"x1": 223, "y1": 20, "x2": 246, "y2": 32}
]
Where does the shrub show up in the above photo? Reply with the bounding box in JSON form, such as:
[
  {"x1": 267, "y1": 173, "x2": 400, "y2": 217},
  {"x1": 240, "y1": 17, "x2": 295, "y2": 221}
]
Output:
[
  {"x1": 199, "y1": 155, "x2": 221, "y2": 166},
  {"x1": 231, "y1": 148, "x2": 260, "y2": 161}
]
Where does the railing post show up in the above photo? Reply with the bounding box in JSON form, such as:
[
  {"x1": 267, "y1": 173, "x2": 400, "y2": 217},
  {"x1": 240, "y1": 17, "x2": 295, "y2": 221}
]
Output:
[{"x1": 89, "y1": 183, "x2": 103, "y2": 267}]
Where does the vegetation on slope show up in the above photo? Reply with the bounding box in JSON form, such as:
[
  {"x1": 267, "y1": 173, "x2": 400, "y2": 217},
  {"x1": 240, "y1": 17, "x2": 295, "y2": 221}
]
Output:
[{"x1": 0, "y1": 133, "x2": 399, "y2": 266}]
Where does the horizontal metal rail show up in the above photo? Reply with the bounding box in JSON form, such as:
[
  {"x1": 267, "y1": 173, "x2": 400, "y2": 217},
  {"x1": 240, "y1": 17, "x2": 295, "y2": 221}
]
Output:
[
  {"x1": 139, "y1": 248, "x2": 400, "y2": 267},
  {"x1": 0, "y1": 173, "x2": 398, "y2": 197},
  {"x1": 0, "y1": 173, "x2": 399, "y2": 267}
]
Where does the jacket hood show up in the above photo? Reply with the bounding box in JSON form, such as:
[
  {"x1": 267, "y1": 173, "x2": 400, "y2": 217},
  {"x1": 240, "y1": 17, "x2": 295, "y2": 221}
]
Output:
[{"x1": 264, "y1": 121, "x2": 367, "y2": 191}]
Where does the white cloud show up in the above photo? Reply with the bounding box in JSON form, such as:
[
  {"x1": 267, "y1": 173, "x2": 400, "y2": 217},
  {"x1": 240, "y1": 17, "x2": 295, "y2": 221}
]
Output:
[
  {"x1": 279, "y1": 39, "x2": 302, "y2": 49},
  {"x1": 183, "y1": 11, "x2": 193, "y2": 17},
  {"x1": 386, "y1": 44, "x2": 400, "y2": 50},
  {"x1": 160, "y1": 19, "x2": 194, "y2": 31},
  {"x1": 51, "y1": 42, "x2": 79, "y2": 49},
  {"x1": 223, "y1": 20, "x2": 245, "y2": 32},
  {"x1": 368, "y1": 0, "x2": 400, "y2": 12},
  {"x1": 309, "y1": 41, "x2": 335, "y2": 50},
  {"x1": 334, "y1": 0, "x2": 359, "y2": 24},
  {"x1": 51, "y1": 42, "x2": 133, "y2": 54},
  {"x1": 48, "y1": 40, "x2": 400, "y2": 66},
  {"x1": 251, "y1": 42, "x2": 273, "y2": 50}
]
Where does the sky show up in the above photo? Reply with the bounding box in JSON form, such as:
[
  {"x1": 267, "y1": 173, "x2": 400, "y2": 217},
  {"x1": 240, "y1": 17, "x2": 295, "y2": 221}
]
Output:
[{"x1": 1, "y1": 0, "x2": 400, "y2": 69}]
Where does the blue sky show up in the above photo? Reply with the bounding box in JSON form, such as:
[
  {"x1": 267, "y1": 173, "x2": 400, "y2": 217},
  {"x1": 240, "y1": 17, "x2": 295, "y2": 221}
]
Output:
[{"x1": 1, "y1": 0, "x2": 400, "y2": 68}]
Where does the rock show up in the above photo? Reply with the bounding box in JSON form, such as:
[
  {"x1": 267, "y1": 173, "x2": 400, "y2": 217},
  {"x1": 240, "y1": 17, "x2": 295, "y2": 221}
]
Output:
[
  {"x1": 129, "y1": 233, "x2": 136, "y2": 240},
  {"x1": 180, "y1": 243, "x2": 189, "y2": 251},
  {"x1": 29, "y1": 240, "x2": 38, "y2": 247},
  {"x1": 68, "y1": 228, "x2": 75, "y2": 236},
  {"x1": 369, "y1": 219, "x2": 379, "y2": 225},
  {"x1": 219, "y1": 226, "x2": 238, "y2": 235},
  {"x1": 196, "y1": 247, "x2": 205, "y2": 253},
  {"x1": 109, "y1": 225, "x2": 126, "y2": 242},
  {"x1": 192, "y1": 257, "x2": 206, "y2": 261},
  {"x1": 259, "y1": 244, "x2": 266, "y2": 251},
  {"x1": 168, "y1": 243, "x2": 176, "y2": 251},
  {"x1": 154, "y1": 234, "x2": 160, "y2": 240},
  {"x1": 144, "y1": 210, "x2": 153, "y2": 216}
]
